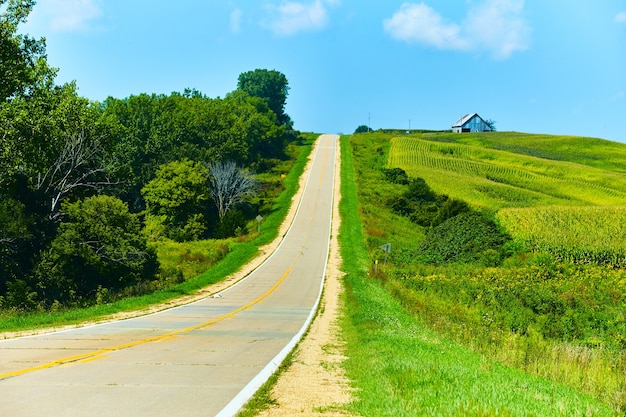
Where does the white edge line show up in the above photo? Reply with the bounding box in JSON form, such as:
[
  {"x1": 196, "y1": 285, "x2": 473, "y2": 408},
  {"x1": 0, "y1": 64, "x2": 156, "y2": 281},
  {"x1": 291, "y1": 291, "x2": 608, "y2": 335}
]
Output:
[{"x1": 215, "y1": 134, "x2": 338, "y2": 417}]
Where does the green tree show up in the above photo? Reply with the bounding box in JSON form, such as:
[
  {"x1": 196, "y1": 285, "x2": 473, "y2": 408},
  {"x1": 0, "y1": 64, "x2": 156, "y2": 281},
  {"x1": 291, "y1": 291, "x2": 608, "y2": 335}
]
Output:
[
  {"x1": 142, "y1": 159, "x2": 211, "y2": 241},
  {"x1": 237, "y1": 69, "x2": 291, "y2": 127},
  {"x1": 31, "y1": 195, "x2": 158, "y2": 305},
  {"x1": 0, "y1": 0, "x2": 55, "y2": 102}
]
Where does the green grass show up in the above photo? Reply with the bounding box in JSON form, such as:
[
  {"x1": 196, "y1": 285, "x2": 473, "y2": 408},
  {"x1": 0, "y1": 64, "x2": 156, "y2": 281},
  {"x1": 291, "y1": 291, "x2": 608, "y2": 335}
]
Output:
[
  {"x1": 338, "y1": 134, "x2": 616, "y2": 416},
  {"x1": 0, "y1": 134, "x2": 316, "y2": 334}
]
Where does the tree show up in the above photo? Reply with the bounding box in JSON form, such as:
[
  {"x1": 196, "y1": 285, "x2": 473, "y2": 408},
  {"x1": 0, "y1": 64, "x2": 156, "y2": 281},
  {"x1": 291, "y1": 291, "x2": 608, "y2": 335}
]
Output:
[
  {"x1": 0, "y1": 0, "x2": 55, "y2": 102},
  {"x1": 31, "y1": 195, "x2": 158, "y2": 305},
  {"x1": 485, "y1": 119, "x2": 497, "y2": 131},
  {"x1": 142, "y1": 159, "x2": 211, "y2": 241},
  {"x1": 36, "y1": 130, "x2": 116, "y2": 221},
  {"x1": 208, "y1": 160, "x2": 258, "y2": 220},
  {"x1": 237, "y1": 69, "x2": 291, "y2": 127},
  {"x1": 354, "y1": 125, "x2": 371, "y2": 134}
]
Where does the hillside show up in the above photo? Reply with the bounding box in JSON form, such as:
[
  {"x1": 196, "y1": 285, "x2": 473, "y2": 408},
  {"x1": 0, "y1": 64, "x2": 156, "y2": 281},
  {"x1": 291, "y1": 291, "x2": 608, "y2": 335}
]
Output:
[
  {"x1": 339, "y1": 131, "x2": 626, "y2": 415},
  {"x1": 388, "y1": 131, "x2": 626, "y2": 210}
]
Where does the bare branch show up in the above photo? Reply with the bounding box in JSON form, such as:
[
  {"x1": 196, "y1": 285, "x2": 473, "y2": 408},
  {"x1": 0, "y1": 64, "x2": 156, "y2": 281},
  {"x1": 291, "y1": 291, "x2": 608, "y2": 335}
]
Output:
[
  {"x1": 36, "y1": 130, "x2": 120, "y2": 221},
  {"x1": 207, "y1": 160, "x2": 258, "y2": 219}
]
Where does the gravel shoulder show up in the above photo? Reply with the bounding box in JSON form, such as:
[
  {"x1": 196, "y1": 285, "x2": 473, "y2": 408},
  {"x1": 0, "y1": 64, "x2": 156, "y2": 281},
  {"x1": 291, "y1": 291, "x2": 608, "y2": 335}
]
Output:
[{"x1": 256, "y1": 134, "x2": 355, "y2": 416}]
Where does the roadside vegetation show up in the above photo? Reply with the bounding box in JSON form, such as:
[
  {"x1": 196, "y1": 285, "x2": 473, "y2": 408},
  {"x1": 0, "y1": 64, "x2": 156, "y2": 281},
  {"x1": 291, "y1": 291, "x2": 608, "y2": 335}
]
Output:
[{"x1": 339, "y1": 131, "x2": 625, "y2": 415}]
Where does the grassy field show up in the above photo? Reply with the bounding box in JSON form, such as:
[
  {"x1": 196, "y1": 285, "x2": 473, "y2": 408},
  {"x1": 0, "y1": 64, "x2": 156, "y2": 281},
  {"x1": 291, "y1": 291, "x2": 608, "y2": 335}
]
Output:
[{"x1": 341, "y1": 131, "x2": 625, "y2": 415}]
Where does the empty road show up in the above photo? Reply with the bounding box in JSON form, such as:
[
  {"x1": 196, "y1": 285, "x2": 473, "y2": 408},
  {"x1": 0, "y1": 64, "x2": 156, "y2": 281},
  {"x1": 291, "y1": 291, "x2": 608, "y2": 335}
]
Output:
[{"x1": 0, "y1": 134, "x2": 339, "y2": 417}]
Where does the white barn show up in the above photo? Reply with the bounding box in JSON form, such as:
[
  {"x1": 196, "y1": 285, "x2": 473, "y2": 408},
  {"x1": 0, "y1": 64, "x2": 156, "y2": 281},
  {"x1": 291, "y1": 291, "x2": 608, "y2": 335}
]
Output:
[{"x1": 452, "y1": 113, "x2": 493, "y2": 133}]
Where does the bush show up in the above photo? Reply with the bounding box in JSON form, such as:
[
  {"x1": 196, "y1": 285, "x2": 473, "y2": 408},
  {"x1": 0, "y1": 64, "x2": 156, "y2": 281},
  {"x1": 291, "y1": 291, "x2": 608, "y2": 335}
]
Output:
[
  {"x1": 418, "y1": 212, "x2": 511, "y2": 265},
  {"x1": 216, "y1": 209, "x2": 247, "y2": 238}
]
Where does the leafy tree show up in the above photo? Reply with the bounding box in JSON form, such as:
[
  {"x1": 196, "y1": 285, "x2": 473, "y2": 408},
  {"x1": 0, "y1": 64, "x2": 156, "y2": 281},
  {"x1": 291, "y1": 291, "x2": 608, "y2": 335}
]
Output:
[
  {"x1": 237, "y1": 69, "x2": 291, "y2": 126},
  {"x1": 0, "y1": 0, "x2": 55, "y2": 102},
  {"x1": 215, "y1": 208, "x2": 246, "y2": 239},
  {"x1": 31, "y1": 195, "x2": 157, "y2": 305},
  {"x1": 354, "y1": 125, "x2": 371, "y2": 134},
  {"x1": 208, "y1": 160, "x2": 258, "y2": 220},
  {"x1": 0, "y1": 173, "x2": 53, "y2": 300},
  {"x1": 142, "y1": 159, "x2": 211, "y2": 241},
  {"x1": 102, "y1": 90, "x2": 287, "y2": 211},
  {"x1": 431, "y1": 198, "x2": 471, "y2": 226}
]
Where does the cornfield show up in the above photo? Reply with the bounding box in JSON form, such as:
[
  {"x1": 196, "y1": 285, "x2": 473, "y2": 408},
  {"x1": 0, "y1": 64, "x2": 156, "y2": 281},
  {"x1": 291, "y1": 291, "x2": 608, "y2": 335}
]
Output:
[
  {"x1": 498, "y1": 206, "x2": 626, "y2": 267},
  {"x1": 388, "y1": 136, "x2": 626, "y2": 210}
]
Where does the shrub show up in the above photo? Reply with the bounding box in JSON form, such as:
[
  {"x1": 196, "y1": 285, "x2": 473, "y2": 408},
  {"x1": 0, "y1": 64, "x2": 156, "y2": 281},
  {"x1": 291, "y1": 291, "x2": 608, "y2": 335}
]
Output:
[{"x1": 418, "y1": 212, "x2": 511, "y2": 265}]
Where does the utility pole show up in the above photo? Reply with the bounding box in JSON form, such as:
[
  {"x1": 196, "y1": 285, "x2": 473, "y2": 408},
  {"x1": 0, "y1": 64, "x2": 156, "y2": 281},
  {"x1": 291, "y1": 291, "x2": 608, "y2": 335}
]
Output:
[{"x1": 368, "y1": 112, "x2": 371, "y2": 132}]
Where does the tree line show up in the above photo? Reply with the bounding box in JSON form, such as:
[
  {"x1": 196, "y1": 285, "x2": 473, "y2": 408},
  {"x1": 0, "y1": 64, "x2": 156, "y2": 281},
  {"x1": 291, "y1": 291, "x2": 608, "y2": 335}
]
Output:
[{"x1": 0, "y1": 0, "x2": 298, "y2": 310}]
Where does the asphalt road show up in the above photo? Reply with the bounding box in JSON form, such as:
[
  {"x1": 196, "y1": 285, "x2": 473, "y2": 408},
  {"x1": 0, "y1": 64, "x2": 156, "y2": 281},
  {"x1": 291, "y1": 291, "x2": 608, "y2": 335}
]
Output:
[{"x1": 0, "y1": 134, "x2": 339, "y2": 417}]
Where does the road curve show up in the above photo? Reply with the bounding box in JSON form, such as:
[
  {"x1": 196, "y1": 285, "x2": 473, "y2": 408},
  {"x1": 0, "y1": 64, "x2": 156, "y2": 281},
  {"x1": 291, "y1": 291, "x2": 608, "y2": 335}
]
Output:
[{"x1": 0, "y1": 134, "x2": 339, "y2": 417}]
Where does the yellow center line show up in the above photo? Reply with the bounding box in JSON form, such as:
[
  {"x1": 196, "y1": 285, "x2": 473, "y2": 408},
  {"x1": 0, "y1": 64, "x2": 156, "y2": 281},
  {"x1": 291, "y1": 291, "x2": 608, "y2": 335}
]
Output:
[{"x1": 0, "y1": 267, "x2": 294, "y2": 381}]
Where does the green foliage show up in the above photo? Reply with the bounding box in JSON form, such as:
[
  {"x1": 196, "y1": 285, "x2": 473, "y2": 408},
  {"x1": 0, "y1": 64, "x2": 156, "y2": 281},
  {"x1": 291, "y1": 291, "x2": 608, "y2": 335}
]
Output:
[
  {"x1": 354, "y1": 125, "x2": 371, "y2": 134},
  {"x1": 215, "y1": 209, "x2": 247, "y2": 239},
  {"x1": 497, "y1": 206, "x2": 626, "y2": 268},
  {"x1": 102, "y1": 89, "x2": 288, "y2": 211},
  {"x1": 382, "y1": 167, "x2": 409, "y2": 184},
  {"x1": 0, "y1": 133, "x2": 312, "y2": 330},
  {"x1": 386, "y1": 169, "x2": 473, "y2": 228},
  {"x1": 347, "y1": 131, "x2": 626, "y2": 413},
  {"x1": 237, "y1": 69, "x2": 291, "y2": 127},
  {"x1": 419, "y1": 212, "x2": 511, "y2": 265},
  {"x1": 30, "y1": 195, "x2": 158, "y2": 306},
  {"x1": 0, "y1": 0, "x2": 55, "y2": 102},
  {"x1": 152, "y1": 238, "x2": 230, "y2": 281},
  {"x1": 142, "y1": 159, "x2": 211, "y2": 241}
]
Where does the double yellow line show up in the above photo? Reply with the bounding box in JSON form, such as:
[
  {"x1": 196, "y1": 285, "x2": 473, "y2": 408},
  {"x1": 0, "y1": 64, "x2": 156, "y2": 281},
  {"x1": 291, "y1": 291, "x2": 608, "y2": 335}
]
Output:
[{"x1": 0, "y1": 268, "x2": 293, "y2": 381}]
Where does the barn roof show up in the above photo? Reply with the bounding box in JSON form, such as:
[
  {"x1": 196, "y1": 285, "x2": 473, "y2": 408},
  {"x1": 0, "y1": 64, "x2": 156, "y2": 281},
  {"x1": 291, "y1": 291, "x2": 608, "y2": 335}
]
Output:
[{"x1": 452, "y1": 113, "x2": 481, "y2": 128}]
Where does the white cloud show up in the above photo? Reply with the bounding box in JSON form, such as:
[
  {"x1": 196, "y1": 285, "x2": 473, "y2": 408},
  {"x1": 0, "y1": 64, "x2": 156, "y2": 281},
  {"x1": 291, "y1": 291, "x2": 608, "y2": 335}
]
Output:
[
  {"x1": 26, "y1": 0, "x2": 102, "y2": 33},
  {"x1": 384, "y1": 0, "x2": 530, "y2": 59},
  {"x1": 263, "y1": 0, "x2": 339, "y2": 36},
  {"x1": 383, "y1": 3, "x2": 468, "y2": 50},
  {"x1": 616, "y1": 12, "x2": 626, "y2": 24},
  {"x1": 230, "y1": 8, "x2": 243, "y2": 34}
]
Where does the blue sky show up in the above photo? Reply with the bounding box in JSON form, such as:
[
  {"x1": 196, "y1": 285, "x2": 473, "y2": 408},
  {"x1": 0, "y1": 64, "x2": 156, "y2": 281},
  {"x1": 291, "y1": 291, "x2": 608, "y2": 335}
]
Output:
[{"x1": 19, "y1": 0, "x2": 626, "y2": 142}]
